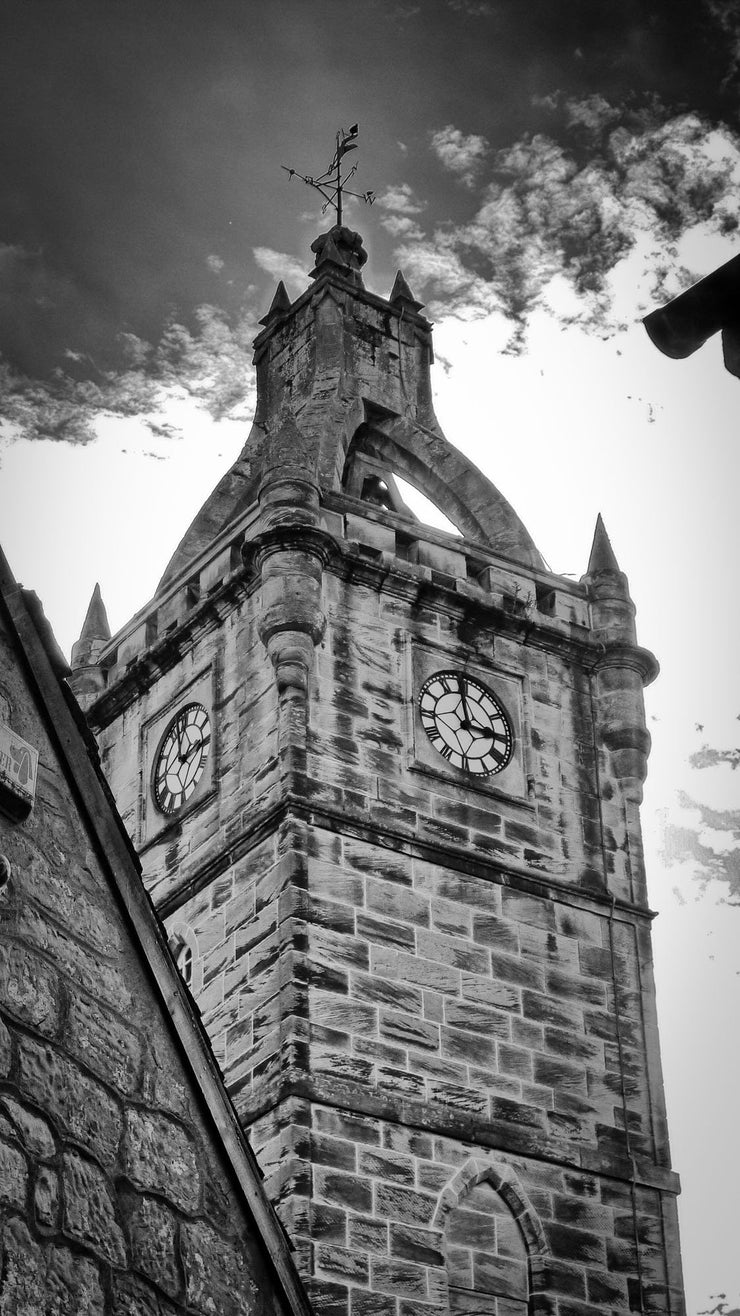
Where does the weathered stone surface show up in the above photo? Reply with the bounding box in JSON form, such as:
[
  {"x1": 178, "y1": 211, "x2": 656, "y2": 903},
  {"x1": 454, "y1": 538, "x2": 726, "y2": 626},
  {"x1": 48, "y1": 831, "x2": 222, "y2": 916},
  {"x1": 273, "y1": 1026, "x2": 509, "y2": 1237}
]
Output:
[
  {"x1": 128, "y1": 1195, "x2": 181, "y2": 1296},
  {"x1": 62, "y1": 1150, "x2": 127, "y2": 1266},
  {"x1": 0, "y1": 941, "x2": 60, "y2": 1034},
  {"x1": 0, "y1": 1136, "x2": 28, "y2": 1206},
  {"x1": 1, "y1": 1093, "x2": 55, "y2": 1158},
  {"x1": 181, "y1": 1219, "x2": 258, "y2": 1315},
  {"x1": 0, "y1": 1216, "x2": 46, "y2": 1311},
  {"x1": 47, "y1": 1245, "x2": 105, "y2": 1315},
  {"x1": 123, "y1": 1107, "x2": 201, "y2": 1213},
  {"x1": 19, "y1": 1038, "x2": 122, "y2": 1166},
  {"x1": 66, "y1": 991, "x2": 142, "y2": 1094},
  {"x1": 0, "y1": 1013, "x2": 12, "y2": 1074},
  {"x1": 35, "y1": 1164, "x2": 60, "y2": 1227}
]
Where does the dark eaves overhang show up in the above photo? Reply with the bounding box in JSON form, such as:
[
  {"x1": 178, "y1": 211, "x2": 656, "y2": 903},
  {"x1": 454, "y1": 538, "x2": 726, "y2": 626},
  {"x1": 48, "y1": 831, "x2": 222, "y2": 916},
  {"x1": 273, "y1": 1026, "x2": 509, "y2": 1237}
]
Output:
[{"x1": 643, "y1": 251, "x2": 740, "y2": 378}]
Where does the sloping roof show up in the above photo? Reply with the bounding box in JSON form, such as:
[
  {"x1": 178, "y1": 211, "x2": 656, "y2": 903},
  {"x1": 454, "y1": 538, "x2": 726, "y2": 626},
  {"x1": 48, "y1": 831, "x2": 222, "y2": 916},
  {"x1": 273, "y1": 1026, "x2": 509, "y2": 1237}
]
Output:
[{"x1": 0, "y1": 542, "x2": 312, "y2": 1316}]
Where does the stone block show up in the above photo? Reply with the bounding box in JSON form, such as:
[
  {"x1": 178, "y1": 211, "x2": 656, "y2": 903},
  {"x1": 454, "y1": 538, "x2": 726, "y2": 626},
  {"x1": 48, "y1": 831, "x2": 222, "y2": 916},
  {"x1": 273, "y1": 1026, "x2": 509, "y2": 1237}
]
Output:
[
  {"x1": 181, "y1": 1219, "x2": 257, "y2": 1315},
  {"x1": 128, "y1": 1195, "x2": 181, "y2": 1296},
  {"x1": 19, "y1": 1039, "x2": 122, "y2": 1166},
  {"x1": 390, "y1": 1222, "x2": 444, "y2": 1269},
  {"x1": 416, "y1": 930, "x2": 488, "y2": 976},
  {"x1": 380, "y1": 1011, "x2": 439, "y2": 1052},
  {"x1": 0, "y1": 942, "x2": 60, "y2": 1035},
  {"x1": 315, "y1": 1167, "x2": 373, "y2": 1214},
  {"x1": 314, "y1": 1107, "x2": 382, "y2": 1146},
  {"x1": 357, "y1": 912, "x2": 416, "y2": 951},
  {"x1": 123, "y1": 1108, "x2": 201, "y2": 1213},
  {"x1": 366, "y1": 881, "x2": 430, "y2": 928},
  {"x1": 444, "y1": 999, "x2": 512, "y2": 1039},
  {"x1": 359, "y1": 1147, "x2": 415, "y2": 1186},
  {"x1": 473, "y1": 1249, "x2": 528, "y2": 1299},
  {"x1": 310, "y1": 1201, "x2": 349, "y2": 1243},
  {"x1": 348, "y1": 1214, "x2": 389, "y2": 1253},
  {"x1": 1, "y1": 1094, "x2": 55, "y2": 1158},
  {"x1": 35, "y1": 1164, "x2": 59, "y2": 1227},
  {"x1": 352, "y1": 971, "x2": 423, "y2": 1015},
  {"x1": 47, "y1": 1245, "x2": 105, "y2": 1314},
  {"x1": 62, "y1": 1150, "x2": 127, "y2": 1266},
  {"x1": 441, "y1": 1026, "x2": 497, "y2": 1069},
  {"x1": 374, "y1": 1182, "x2": 437, "y2": 1226},
  {"x1": 0, "y1": 1137, "x2": 28, "y2": 1207},
  {"x1": 316, "y1": 1243, "x2": 370, "y2": 1284},
  {"x1": 312, "y1": 1132, "x2": 358, "y2": 1173},
  {"x1": 471, "y1": 913, "x2": 520, "y2": 954},
  {"x1": 66, "y1": 992, "x2": 142, "y2": 1095},
  {"x1": 371, "y1": 1255, "x2": 430, "y2": 1300},
  {"x1": 350, "y1": 1289, "x2": 398, "y2": 1316},
  {"x1": 545, "y1": 1220, "x2": 606, "y2": 1265},
  {"x1": 395, "y1": 951, "x2": 461, "y2": 995}
]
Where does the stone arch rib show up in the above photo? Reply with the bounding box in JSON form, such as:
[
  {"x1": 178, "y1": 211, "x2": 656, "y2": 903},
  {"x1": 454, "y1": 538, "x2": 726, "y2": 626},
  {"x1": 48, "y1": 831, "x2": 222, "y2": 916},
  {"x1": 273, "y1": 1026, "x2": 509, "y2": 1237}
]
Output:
[{"x1": 344, "y1": 417, "x2": 545, "y2": 569}]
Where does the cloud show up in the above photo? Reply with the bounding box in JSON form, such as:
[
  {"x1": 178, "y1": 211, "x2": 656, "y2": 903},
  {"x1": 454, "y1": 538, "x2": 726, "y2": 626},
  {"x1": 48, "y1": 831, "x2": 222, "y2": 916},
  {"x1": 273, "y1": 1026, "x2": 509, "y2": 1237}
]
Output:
[
  {"x1": 376, "y1": 183, "x2": 427, "y2": 240},
  {"x1": 206, "y1": 253, "x2": 225, "y2": 274},
  {"x1": 0, "y1": 303, "x2": 258, "y2": 446},
  {"x1": 430, "y1": 125, "x2": 490, "y2": 187},
  {"x1": 376, "y1": 183, "x2": 426, "y2": 215},
  {"x1": 704, "y1": 0, "x2": 740, "y2": 84},
  {"x1": 395, "y1": 106, "x2": 740, "y2": 342},
  {"x1": 253, "y1": 246, "x2": 309, "y2": 295}
]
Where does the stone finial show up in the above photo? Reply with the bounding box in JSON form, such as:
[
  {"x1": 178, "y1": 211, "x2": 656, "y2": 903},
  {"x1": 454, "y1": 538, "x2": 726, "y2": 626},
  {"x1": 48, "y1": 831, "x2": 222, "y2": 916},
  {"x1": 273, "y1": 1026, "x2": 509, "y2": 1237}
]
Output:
[
  {"x1": 259, "y1": 281, "x2": 292, "y2": 328},
  {"x1": 586, "y1": 514, "x2": 621, "y2": 576},
  {"x1": 310, "y1": 225, "x2": 368, "y2": 283},
  {"x1": 389, "y1": 270, "x2": 424, "y2": 313},
  {"x1": 71, "y1": 583, "x2": 110, "y2": 671}
]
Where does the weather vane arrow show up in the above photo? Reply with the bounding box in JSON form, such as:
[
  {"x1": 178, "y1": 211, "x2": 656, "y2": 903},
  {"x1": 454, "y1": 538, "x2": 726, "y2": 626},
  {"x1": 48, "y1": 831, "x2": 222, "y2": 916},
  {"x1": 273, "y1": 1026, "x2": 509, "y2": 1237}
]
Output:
[{"x1": 282, "y1": 124, "x2": 375, "y2": 226}]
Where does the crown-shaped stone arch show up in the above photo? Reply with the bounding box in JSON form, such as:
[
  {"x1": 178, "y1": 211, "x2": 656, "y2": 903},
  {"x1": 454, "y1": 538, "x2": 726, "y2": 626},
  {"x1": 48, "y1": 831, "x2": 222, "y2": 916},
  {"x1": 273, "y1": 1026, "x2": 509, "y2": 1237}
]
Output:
[{"x1": 339, "y1": 414, "x2": 545, "y2": 568}]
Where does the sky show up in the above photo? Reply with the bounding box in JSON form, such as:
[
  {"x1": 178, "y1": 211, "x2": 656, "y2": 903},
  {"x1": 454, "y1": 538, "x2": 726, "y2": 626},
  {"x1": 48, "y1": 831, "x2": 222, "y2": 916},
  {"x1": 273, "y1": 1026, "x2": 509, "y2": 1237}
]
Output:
[{"x1": 1, "y1": 1, "x2": 739, "y2": 1308}]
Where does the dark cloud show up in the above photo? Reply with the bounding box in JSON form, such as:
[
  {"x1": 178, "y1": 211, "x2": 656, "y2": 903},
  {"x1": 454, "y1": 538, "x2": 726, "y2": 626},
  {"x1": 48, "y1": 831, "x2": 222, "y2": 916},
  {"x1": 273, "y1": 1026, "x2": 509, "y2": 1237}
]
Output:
[
  {"x1": 395, "y1": 104, "x2": 740, "y2": 343},
  {"x1": 2, "y1": 0, "x2": 740, "y2": 442},
  {"x1": 0, "y1": 304, "x2": 257, "y2": 445}
]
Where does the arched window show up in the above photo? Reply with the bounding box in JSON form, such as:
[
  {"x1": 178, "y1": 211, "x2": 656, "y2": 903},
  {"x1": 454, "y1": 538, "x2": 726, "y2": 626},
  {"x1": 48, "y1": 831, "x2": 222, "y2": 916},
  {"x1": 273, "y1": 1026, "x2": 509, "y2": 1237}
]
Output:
[{"x1": 445, "y1": 1178, "x2": 529, "y2": 1316}]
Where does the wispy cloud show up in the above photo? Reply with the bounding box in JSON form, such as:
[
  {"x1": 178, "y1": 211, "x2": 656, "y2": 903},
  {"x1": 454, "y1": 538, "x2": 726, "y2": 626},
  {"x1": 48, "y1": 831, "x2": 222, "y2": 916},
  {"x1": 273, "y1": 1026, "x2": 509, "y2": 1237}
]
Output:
[
  {"x1": 376, "y1": 183, "x2": 426, "y2": 215},
  {"x1": 398, "y1": 106, "x2": 740, "y2": 344},
  {"x1": 0, "y1": 304, "x2": 258, "y2": 446},
  {"x1": 430, "y1": 125, "x2": 489, "y2": 187},
  {"x1": 252, "y1": 247, "x2": 308, "y2": 297}
]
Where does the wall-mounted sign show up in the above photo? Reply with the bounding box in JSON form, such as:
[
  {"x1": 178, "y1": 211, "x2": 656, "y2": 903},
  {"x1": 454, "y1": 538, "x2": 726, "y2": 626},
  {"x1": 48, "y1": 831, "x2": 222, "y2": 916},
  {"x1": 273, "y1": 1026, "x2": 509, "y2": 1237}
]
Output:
[{"x1": 0, "y1": 721, "x2": 38, "y2": 821}]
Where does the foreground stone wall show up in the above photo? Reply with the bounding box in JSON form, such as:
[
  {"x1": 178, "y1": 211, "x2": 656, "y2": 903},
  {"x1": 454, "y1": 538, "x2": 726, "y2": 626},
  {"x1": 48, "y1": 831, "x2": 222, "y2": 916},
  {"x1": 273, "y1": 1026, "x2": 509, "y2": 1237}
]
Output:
[{"x1": 0, "y1": 602, "x2": 297, "y2": 1316}]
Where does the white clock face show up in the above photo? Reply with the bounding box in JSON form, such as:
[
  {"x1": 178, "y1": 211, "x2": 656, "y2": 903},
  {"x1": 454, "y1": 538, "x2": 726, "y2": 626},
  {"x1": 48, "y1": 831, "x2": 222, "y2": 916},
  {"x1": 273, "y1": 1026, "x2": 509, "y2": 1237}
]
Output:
[
  {"x1": 153, "y1": 703, "x2": 211, "y2": 815},
  {"x1": 419, "y1": 671, "x2": 513, "y2": 776}
]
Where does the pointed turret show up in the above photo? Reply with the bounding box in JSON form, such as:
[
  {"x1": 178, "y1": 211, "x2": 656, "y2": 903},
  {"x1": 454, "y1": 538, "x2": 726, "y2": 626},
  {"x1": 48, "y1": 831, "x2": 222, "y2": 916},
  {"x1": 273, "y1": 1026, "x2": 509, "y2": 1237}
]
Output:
[
  {"x1": 389, "y1": 270, "x2": 424, "y2": 313},
  {"x1": 69, "y1": 583, "x2": 110, "y2": 709},
  {"x1": 587, "y1": 513, "x2": 621, "y2": 576},
  {"x1": 259, "y1": 280, "x2": 292, "y2": 328}
]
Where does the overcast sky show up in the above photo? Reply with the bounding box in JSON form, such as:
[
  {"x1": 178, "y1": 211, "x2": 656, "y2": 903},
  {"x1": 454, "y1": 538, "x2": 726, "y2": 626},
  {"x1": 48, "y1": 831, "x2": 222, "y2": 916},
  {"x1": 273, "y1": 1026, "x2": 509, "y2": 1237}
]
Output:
[{"x1": 1, "y1": 3, "x2": 739, "y2": 1310}]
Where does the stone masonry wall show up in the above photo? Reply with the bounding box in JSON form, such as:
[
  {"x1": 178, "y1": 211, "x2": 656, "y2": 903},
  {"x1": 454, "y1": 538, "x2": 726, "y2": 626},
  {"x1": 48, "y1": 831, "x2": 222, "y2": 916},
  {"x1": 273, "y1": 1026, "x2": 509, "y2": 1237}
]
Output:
[{"x1": 0, "y1": 610, "x2": 295, "y2": 1315}]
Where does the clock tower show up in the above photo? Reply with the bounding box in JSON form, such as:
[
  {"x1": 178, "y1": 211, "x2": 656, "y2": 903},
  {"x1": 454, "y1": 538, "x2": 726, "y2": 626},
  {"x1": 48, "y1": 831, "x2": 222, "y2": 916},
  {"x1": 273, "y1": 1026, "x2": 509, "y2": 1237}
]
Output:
[{"x1": 75, "y1": 225, "x2": 684, "y2": 1316}]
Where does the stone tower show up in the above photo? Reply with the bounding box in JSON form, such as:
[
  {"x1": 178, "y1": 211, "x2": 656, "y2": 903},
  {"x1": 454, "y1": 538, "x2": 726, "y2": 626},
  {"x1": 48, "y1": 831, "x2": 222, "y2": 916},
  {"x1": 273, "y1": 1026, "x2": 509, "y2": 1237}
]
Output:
[{"x1": 75, "y1": 226, "x2": 685, "y2": 1316}]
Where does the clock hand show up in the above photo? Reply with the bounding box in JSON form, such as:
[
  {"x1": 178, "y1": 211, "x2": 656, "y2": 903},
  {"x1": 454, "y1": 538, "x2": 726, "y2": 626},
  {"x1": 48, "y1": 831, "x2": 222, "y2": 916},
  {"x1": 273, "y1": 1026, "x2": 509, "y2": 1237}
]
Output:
[{"x1": 457, "y1": 674, "x2": 471, "y2": 726}]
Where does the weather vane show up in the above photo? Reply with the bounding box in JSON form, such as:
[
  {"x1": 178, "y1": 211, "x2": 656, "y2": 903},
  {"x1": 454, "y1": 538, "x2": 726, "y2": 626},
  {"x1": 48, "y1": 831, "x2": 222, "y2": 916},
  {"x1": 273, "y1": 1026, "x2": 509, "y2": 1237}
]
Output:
[{"x1": 282, "y1": 125, "x2": 375, "y2": 227}]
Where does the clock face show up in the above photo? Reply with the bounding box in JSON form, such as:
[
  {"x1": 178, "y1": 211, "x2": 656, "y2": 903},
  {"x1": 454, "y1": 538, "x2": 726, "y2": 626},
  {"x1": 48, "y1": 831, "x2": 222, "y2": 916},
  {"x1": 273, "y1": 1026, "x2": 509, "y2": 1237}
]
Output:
[
  {"x1": 153, "y1": 703, "x2": 211, "y2": 815},
  {"x1": 419, "y1": 671, "x2": 513, "y2": 777}
]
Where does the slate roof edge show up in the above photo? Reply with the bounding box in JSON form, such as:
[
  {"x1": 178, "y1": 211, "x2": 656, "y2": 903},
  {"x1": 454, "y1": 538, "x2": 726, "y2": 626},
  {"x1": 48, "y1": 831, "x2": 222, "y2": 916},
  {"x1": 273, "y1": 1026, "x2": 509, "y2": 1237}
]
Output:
[{"x1": 0, "y1": 543, "x2": 313, "y2": 1316}]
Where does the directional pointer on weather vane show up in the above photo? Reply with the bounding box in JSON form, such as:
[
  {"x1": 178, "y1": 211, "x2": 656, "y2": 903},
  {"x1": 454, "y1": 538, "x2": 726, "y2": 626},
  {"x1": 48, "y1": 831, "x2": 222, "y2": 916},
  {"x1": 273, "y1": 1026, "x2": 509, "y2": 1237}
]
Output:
[{"x1": 282, "y1": 125, "x2": 375, "y2": 227}]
